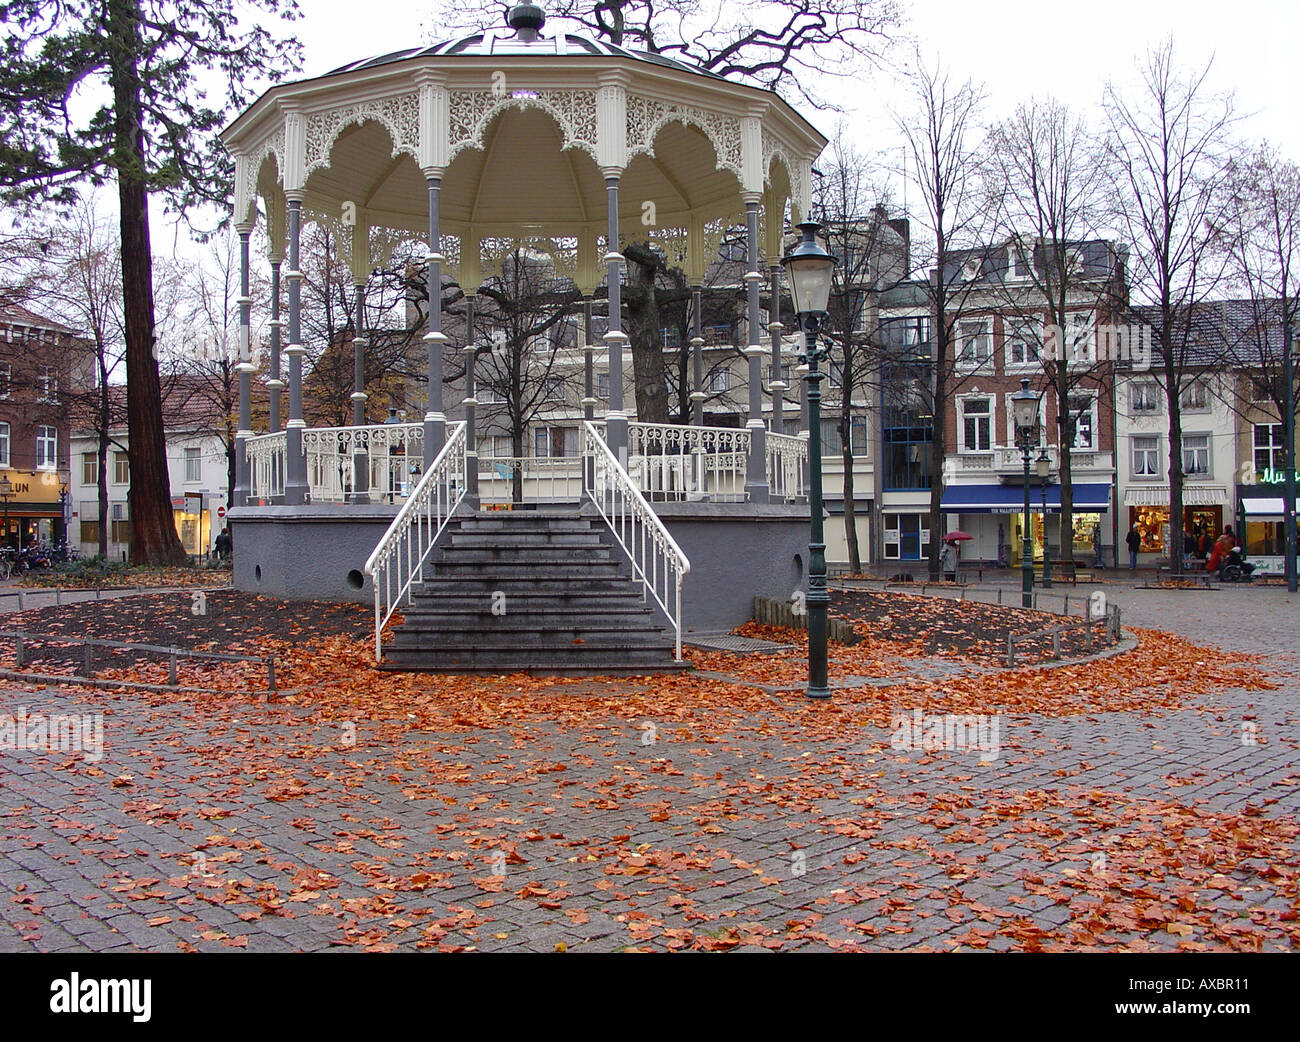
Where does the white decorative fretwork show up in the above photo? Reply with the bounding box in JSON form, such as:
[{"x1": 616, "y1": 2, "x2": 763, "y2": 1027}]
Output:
[
  {"x1": 447, "y1": 89, "x2": 599, "y2": 165},
  {"x1": 625, "y1": 96, "x2": 743, "y2": 181},
  {"x1": 304, "y1": 93, "x2": 421, "y2": 177}
]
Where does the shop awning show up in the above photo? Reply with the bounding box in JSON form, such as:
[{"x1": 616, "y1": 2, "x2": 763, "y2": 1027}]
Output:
[
  {"x1": 1241, "y1": 497, "x2": 1286, "y2": 522},
  {"x1": 1123, "y1": 485, "x2": 1229, "y2": 507},
  {"x1": 940, "y1": 482, "x2": 1111, "y2": 513}
]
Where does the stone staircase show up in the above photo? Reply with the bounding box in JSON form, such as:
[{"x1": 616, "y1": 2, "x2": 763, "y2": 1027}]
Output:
[{"x1": 381, "y1": 510, "x2": 689, "y2": 674}]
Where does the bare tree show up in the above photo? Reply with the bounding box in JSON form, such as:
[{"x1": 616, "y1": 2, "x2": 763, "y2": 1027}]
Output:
[
  {"x1": 894, "y1": 51, "x2": 991, "y2": 579},
  {"x1": 474, "y1": 247, "x2": 583, "y2": 502},
  {"x1": 1211, "y1": 143, "x2": 1299, "y2": 424},
  {"x1": 29, "y1": 199, "x2": 125, "y2": 559},
  {"x1": 1103, "y1": 40, "x2": 1237, "y2": 573},
  {"x1": 985, "y1": 98, "x2": 1122, "y2": 567},
  {"x1": 814, "y1": 133, "x2": 904, "y2": 572}
]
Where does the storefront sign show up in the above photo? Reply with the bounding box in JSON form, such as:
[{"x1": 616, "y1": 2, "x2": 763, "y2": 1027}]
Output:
[{"x1": 0, "y1": 469, "x2": 65, "y2": 504}]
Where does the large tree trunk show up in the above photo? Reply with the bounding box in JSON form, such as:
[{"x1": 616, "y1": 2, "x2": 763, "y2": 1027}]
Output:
[
  {"x1": 109, "y1": 0, "x2": 186, "y2": 566},
  {"x1": 624, "y1": 249, "x2": 669, "y2": 424}
]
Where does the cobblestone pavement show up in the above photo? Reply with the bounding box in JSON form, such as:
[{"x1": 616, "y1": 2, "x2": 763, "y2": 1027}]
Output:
[{"x1": 0, "y1": 584, "x2": 1297, "y2": 953}]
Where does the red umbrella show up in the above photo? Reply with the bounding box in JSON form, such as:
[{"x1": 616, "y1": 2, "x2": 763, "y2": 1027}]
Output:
[{"x1": 943, "y1": 531, "x2": 974, "y2": 543}]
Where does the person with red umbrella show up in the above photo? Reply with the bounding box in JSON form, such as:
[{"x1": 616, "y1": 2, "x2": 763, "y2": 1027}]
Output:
[{"x1": 942, "y1": 530, "x2": 972, "y2": 581}]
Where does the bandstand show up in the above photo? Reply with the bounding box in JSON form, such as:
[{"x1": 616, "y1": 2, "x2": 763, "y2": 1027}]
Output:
[{"x1": 220, "y1": 4, "x2": 827, "y2": 670}]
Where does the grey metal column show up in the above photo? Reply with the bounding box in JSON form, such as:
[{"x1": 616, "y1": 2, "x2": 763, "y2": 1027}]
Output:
[
  {"x1": 268, "y1": 260, "x2": 283, "y2": 433},
  {"x1": 690, "y1": 284, "x2": 705, "y2": 426},
  {"x1": 349, "y1": 283, "x2": 370, "y2": 503},
  {"x1": 769, "y1": 263, "x2": 786, "y2": 434},
  {"x1": 233, "y1": 228, "x2": 253, "y2": 508},
  {"x1": 463, "y1": 293, "x2": 479, "y2": 509},
  {"x1": 603, "y1": 176, "x2": 628, "y2": 461},
  {"x1": 284, "y1": 195, "x2": 308, "y2": 505},
  {"x1": 742, "y1": 197, "x2": 769, "y2": 503},
  {"x1": 423, "y1": 176, "x2": 448, "y2": 467},
  {"x1": 582, "y1": 296, "x2": 596, "y2": 490}
]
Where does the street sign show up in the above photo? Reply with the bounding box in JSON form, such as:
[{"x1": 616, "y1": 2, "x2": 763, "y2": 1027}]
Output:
[{"x1": 217, "y1": 506, "x2": 226, "y2": 518}]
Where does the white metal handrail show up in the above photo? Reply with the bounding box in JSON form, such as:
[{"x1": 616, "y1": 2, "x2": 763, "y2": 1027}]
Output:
[
  {"x1": 766, "y1": 431, "x2": 809, "y2": 502},
  {"x1": 304, "y1": 423, "x2": 424, "y2": 503},
  {"x1": 627, "y1": 421, "x2": 750, "y2": 502},
  {"x1": 246, "y1": 431, "x2": 286, "y2": 501},
  {"x1": 582, "y1": 420, "x2": 690, "y2": 659},
  {"x1": 363, "y1": 422, "x2": 466, "y2": 661}
]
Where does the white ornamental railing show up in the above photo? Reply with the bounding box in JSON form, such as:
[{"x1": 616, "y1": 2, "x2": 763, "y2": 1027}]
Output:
[
  {"x1": 766, "y1": 432, "x2": 809, "y2": 502},
  {"x1": 363, "y1": 422, "x2": 466, "y2": 661},
  {"x1": 246, "y1": 431, "x2": 286, "y2": 501},
  {"x1": 477, "y1": 455, "x2": 584, "y2": 505},
  {"x1": 626, "y1": 422, "x2": 749, "y2": 502},
  {"x1": 304, "y1": 423, "x2": 424, "y2": 503},
  {"x1": 583, "y1": 421, "x2": 690, "y2": 659}
]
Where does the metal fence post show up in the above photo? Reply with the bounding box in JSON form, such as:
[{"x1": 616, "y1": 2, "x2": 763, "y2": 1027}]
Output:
[
  {"x1": 168, "y1": 648, "x2": 178, "y2": 686},
  {"x1": 267, "y1": 656, "x2": 277, "y2": 694},
  {"x1": 83, "y1": 641, "x2": 92, "y2": 676},
  {"x1": 1006, "y1": 632, "x2": 1015, "y2": 667},
  {"x1": 14, "y1": 630, "x2": 23, "y2": 669}
]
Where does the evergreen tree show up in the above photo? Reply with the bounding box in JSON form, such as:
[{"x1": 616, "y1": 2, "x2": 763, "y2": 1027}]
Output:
[{"x1": 0, "y1": 0, "x2": 302, "y2": 563}]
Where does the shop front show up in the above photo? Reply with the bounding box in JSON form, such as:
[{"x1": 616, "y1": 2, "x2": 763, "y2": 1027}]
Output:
[
  {"x1": 1123, "y1": 486, "x2": 1229, "y2": 560},
  {"x1": 0, "y1": 468, "x2": 69, "y2": 550},
  {"x1": 1237, "y1": 483, "x2": 1299, "y2": 577},
  {"x1": 172, "y1": 493, "x2": 213, "y2": 559},
  {"x1": 939, "y1": 482, "x2": 1111, "y2": 566}
]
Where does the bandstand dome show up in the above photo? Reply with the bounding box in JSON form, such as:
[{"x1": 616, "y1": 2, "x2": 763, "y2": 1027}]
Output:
[{"x1": 222, "y1": 2, "x2": 827, "y2": 288}]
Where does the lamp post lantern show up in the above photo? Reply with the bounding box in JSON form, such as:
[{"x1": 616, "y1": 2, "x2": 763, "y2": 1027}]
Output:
[
  {"x1": 1036, "y1": 449, "x2": 1052, "y2": 588},
  {"x1": 781, "y1": 221, "x2": 836, "y2": 700},
  {"x1": 1012, "y1": 378, "x2": 1041, "y2": 609}
]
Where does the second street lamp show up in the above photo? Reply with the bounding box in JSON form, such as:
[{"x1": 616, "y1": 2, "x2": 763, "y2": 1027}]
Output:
[
  {"x1": 1012, "y1": 378, "x2": 1041, "y2": 609},
  {"x1": 1037, "y1": 449, "x2": 1052, "y2": 588},
  {"x1": 781, "y1": 221, "x2": 836, "y2": 700}
]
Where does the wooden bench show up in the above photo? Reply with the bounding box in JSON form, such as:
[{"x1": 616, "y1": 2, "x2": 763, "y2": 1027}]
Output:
[{"x1": 1033, "y1": 560, "x2": 1094, "y2": 585}]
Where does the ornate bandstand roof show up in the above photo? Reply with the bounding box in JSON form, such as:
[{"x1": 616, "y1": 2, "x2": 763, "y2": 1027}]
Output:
[{"x1": 222, "y1": 3, "x2": 826, "y2": 289}]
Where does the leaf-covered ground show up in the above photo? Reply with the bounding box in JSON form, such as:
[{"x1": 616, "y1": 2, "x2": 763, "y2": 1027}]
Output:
[{"x1": 0, "y1": 587, "x2": 1296, "y2": 952}]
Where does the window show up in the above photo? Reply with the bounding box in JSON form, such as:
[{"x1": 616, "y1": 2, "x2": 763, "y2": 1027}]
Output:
[
  {"x1": 960, "y1": 397, "x2": 992, "y2": 452},
  {"x1": 478, "y1": 385, "x2": 504, "y2": 404},
  {"x1": 0, "y1": 422, "x2": 8, "y2": 467},
  {"x1": 596, "y1": 372, "x2": 609, "y2": 399},
  {"x1": 768, "y1": 363, "x2": 792, "y2": 386},
  {"x1": 1253, "y1": 423, "x2": 1284, "y2": 477},
  {"x1": 820, "y1": 416, "x2": 868, "y2": 456},
  {"x1": 534, "y1": 426, "x2": 577, "y2": 458},
  {"x1": 82, "y1": 452, "x2": 96, "y2": 486},
  {"x1": 0, "y1": 362, "x2": 10, "y2": 398},
  {"x1": 1131, "y1": 382, "x2": 1160, "y2": 413},
  {"x1": 706, "y1": 368, "x2": 732, "y2": 393},
  {"x1": 543, "y1": 376, "x2": 565, "y2": 401},
  {"x1": 1132, "y1": 435, "x2": 1160, "y2": 478},
  {"x1": 36, "y1": 425, "x2": 57, "y2": 469},
  {"x1": 114, "y1": 451, "x2": 130, "y2": 485},
  {"x1": 1062, "y1": 312, "x2": 1095, "y2": 363},
  {"x1": 1005, "y1": 319, "x2": 1041, "y2": 368},
  {"x1": 38, "y1": 366, "x2": 58, "y2": 403},
  {"x1": 1180, "y1": 381, "x2": 1210, "y2": 411},
  {"x1": 957, "y1": 319, "x2": 992, "y2": 367},
  {"x1": 1182, "y1": 433, "x2": 1210, "y2": 476},
  {"x1": 1068, "y1": 395, "x2": 1097, "y2": 450},
  {"x1": 184, "y1": 447, "x2": 202, "y2": 483},
  {"x1": 1008, "y1": 244, "x2": 1032, "y2": 280},
  {"x1": 477, "y1": 435, "x2": 513, "y2": 459}
]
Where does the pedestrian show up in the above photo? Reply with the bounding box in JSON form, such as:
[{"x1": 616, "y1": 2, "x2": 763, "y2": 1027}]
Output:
[
  {"x1": 1126, "y1": 523, "x2": 1141, "y2": 570},
  {"x1": 1182, "y1": 527, "x2": 1195, "y2": 570},
  {"x1": 1208, "y1": 526, "x2": 1237, "y2": 581},
  {"x1": 214, "y1": 525, "x2": 232, "y2": 562},
  {"x1": 940, "y1": 541, "x2": 957, "y2": 582},
  {"x1": 1091, "y1": 523, "x2": 1104, "y2": 569}
]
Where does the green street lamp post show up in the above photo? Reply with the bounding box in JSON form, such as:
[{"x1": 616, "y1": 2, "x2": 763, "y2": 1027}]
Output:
[
  {"x1": 1012, "y1": 378, "x2": 1041, "y2": 609},
  {"x1": 1036, "y1": 449, "x2": 1052, "y2": 588},
  {"x1": 781, "y1": 221, "x2": 836, "y2": 700}
]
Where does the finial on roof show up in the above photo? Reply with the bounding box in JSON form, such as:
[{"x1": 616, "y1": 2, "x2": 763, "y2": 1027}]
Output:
[{"x1": 508, "y1": 3, "x2": 546, "y2": 41}]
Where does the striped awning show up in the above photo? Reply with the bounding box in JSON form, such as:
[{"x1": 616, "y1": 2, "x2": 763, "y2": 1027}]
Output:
[{"x1": 1123, "y1": 485, "x2": 1228, "y2": 507}]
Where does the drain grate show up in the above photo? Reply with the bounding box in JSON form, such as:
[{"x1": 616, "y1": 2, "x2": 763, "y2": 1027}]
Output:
[{"x1": 685, "y1": 633, "x2": 798, "y2": 654}]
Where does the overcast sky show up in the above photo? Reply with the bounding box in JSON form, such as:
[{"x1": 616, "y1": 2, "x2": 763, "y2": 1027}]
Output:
[{"x1": 285, "y1": 0, "x2": 1300, "y2": 163}]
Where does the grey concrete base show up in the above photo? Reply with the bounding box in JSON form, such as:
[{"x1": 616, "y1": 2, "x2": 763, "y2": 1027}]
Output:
[
  {"x1": 229, "y1": 500, "x2": 812, "y2": 631},
  {"x1": 227, "y1": 503, "x2": 403, "y2": 604},
  {"x1": 583, "y1": 500, "x2": 810, "y2": 632}
]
